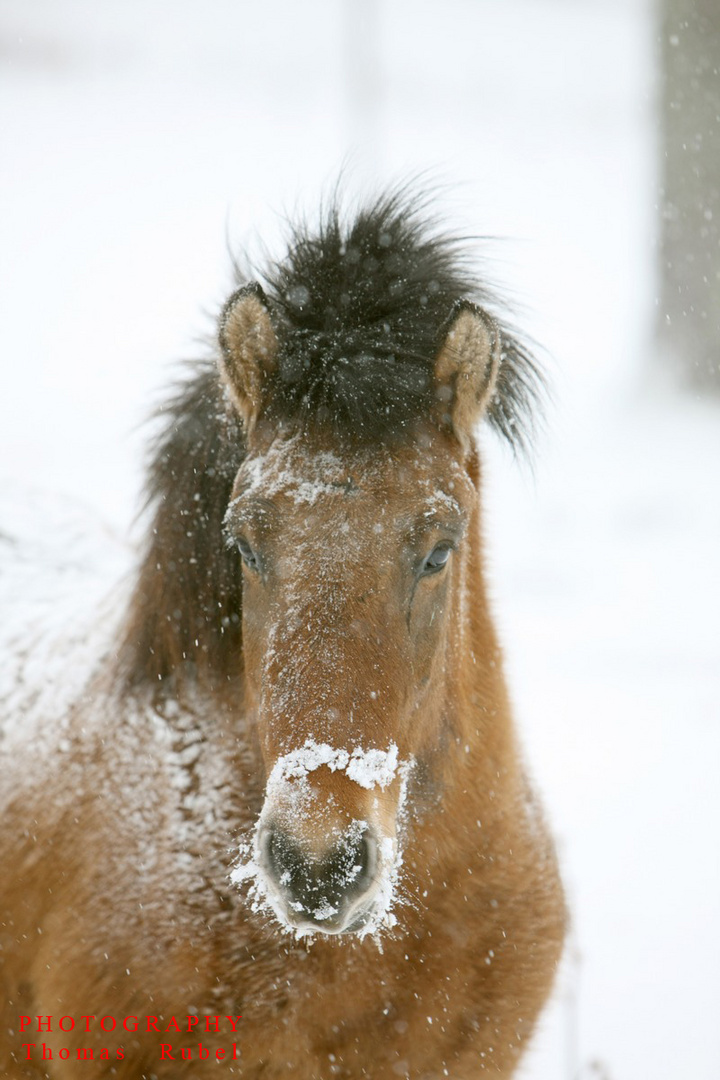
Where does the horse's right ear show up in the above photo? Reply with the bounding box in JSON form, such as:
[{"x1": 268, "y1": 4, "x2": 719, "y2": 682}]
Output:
[{"x1": 218, "y1": 283, "x2": 278, "y2": 431}]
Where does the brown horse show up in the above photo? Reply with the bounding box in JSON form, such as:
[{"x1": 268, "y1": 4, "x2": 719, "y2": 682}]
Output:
[{"x1": 0, "y1": 191, "x2": 565, "y2": 1078}]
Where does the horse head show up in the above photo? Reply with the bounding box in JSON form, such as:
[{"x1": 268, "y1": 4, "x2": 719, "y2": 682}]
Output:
[{"x1": 220, "y1": 278, "x2": 501, "y2": 936}]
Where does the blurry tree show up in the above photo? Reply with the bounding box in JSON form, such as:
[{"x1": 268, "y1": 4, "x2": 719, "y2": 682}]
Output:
[{"x1": 659, "y1": 0, "x2": 720, "y2": 391}]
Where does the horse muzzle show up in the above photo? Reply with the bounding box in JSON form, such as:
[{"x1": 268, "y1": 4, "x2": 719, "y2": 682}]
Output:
[{"x1": 256, "y1": 820, "x2": 381, "y2": 935}]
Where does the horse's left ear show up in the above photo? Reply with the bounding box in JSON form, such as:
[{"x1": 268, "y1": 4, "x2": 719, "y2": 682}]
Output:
[
  {"x1": 434, "y1": 301, "x2": 500, "y2": 449},
  {"x1": 218, "y1": 283, "x2": 278, "y2": 431}
]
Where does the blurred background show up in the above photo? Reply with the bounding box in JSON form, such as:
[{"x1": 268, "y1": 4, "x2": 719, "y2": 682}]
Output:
[{"x1": 1, "y1": 1, "x2": 718, "y2": 1077}]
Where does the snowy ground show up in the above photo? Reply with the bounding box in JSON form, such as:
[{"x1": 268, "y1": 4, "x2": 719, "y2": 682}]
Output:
[{"x1": 1, "y1": 1, "x2": 718, "y2": 1077}]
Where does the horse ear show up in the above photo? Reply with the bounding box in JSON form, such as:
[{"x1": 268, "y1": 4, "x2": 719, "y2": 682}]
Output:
[
  {"x1": 434, "y1": 301, "x2": 500, "y2": 449},
  {"x1": 218, "y1": 283, "x2": 278, "y2": 430}
]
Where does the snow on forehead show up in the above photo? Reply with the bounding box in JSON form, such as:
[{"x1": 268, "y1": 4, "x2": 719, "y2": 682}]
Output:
[
  {"x1": 234, "y1": 435, "x2": 466, "y2": 513},
  {"x1": 238, "y1": 438, "x2": 375, "y2": 506}
]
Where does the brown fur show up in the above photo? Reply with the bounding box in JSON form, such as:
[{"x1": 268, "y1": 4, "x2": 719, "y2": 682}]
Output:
[{"x1": 0, "y1": 257, "x2": 564, "y2": 1080}]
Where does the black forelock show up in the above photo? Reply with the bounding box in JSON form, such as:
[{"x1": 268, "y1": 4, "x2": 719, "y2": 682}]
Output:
[{"x1": 246, "y1": 188, "x2": 543, "y2": 451}]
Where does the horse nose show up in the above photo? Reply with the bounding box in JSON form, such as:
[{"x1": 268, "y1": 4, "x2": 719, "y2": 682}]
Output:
[{"x1": 259, "y1": 824, "x2": 378, "y2": 932}]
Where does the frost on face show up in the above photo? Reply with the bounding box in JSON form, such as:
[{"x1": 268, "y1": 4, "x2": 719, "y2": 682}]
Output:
[
  {"x1": 227, "y1": 440, "x2": 353, "y2": 509},
  {"x1": 224, "y1": 440, "x2": 453, "y2": 940},
  {"x1": 228, "y1": 434, "x2": 466, "y2": 517},
  {"x1": 230, "y1": 745, "x2": 414, "y2": 942},
  {"x1": 268, "y1": 739, "x2": 400, "y2": 791}
]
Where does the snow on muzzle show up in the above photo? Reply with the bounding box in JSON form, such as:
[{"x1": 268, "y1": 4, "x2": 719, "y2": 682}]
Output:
[
  {"x1": 231, "y1": 741, "x2": 412, "y2": 938},
  {"x1": 257, "y1": 817, "x2": 377, "y2": 933}
]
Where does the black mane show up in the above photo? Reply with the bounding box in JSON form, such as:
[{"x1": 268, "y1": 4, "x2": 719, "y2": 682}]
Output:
[
  {"x1": 120, "y1": 189, "x2": 543, "y2": 690},
  {"x1": 255, "y1": 189, "x2": 542, "y2": 447}
]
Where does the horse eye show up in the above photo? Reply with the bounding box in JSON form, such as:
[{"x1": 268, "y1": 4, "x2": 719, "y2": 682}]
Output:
[
  {"x1": 237, "y1": 537, "x2": 260, "y2": 571},
  {"x1": 421, "y1": 542, "x2": 452, "y2": 576}
]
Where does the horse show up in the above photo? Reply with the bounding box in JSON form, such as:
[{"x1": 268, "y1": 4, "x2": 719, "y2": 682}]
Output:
[{"x1": 0, "y1": 189, "x2": 565, "y2": 1079}]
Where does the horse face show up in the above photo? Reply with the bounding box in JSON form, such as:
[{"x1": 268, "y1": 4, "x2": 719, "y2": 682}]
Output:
[
  {"x1": 225, "y1": 430, "x2": 476, "y2": 935},
  {"x1": 219, "y1": 286, "x2": 500, "y2": 935}
]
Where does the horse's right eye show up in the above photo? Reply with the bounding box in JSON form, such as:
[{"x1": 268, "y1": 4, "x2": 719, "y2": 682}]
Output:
[{"x1": 237, "y1": 537, "x2": 260, "y2": 572}]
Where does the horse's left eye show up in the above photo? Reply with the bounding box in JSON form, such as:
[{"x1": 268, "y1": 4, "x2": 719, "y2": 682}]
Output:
[
  {"x1": 421, "y1": 543, "x2": 452, "y2": 576},
  {"x1": 237, "y1": 536, "x2": 260, "y2": 572}
]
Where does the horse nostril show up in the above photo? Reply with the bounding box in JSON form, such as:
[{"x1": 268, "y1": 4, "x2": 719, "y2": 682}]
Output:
[
  {"x1": 259, "y1": 824, "x2": 379, "y2": 930},
  {"x1": 348, "y1": 831, "x2": 377, "y2": 893},
  {"x1": 260, "y1": 827, "x2": 302, "y2": 886}
]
